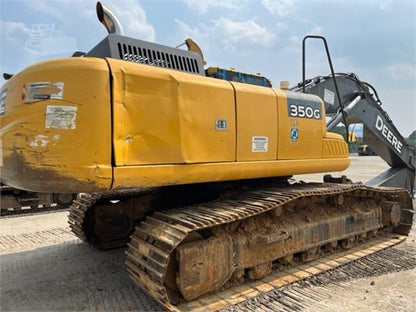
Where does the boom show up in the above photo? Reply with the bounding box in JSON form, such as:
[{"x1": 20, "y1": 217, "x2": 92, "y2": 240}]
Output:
[{"x1": 292, "y1": 72, "x2": 415, "y2": 194}]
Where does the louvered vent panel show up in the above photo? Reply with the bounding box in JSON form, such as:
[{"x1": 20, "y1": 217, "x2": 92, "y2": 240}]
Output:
[
  {"x1": 86, "y1": 34, "x2": 205, "y2": 76},
  {"x1": 117, "y1": 42, "x2": 200, "y2": 74}
]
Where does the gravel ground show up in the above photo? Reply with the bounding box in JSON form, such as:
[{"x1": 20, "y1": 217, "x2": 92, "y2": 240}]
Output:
[{"x1": 0, "y1": 156, "x2": 415, "y2": 311}]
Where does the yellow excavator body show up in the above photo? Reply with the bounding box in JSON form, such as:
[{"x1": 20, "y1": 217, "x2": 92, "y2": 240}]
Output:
[
  {"x1": 0, "y1": 58, "x2": 112, "y2": 192},
  {"x1": 0, "y1": 57, "x2": 349, "y2": 193}
]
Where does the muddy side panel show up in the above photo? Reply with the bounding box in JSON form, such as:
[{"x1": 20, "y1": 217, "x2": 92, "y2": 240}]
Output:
[{"x1": 0, "y1": 58, "x2": 112, "y2": 193}]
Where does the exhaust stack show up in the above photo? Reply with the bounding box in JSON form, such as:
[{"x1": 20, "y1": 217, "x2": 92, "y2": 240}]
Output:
[{"x1": 96, "y1": 2, "x2": 124, "y2": 35}]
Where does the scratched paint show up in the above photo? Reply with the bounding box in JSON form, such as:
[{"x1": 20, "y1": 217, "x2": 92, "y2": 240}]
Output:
[
  {"x1": 29, "y1": 134, "x2": 60, "y2": 148},
  {"x1": 29, "y1": 135, "x2": 49, "y2": 148}
]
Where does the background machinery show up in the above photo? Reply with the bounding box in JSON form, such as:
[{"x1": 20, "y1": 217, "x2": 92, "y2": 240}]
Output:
[
  {"x1": 0, "y1": 184, "x2": 75, "y2": 215},
  {"x1": 0, "y1": 2, "x2": 414, "y2": 309},
  {"x1": 358, "y1": 144, "x2": 377, "y2": 156}
]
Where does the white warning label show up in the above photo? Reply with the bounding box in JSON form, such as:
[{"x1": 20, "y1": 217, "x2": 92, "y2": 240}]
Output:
[
  {"x1": 252, "y1": 136, "x2": 268, "y2": 152},
  {"x1": 45, "y1": 105, "x2": 77, "y2": 129},
  {"x1": 324, "y1": 89, "x2": 335, "y2": 105}
]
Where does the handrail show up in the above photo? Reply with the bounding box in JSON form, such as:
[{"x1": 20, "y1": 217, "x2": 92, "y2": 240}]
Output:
[{"x1": 302, "y1": 35, "x2": 349, "y2": 143}]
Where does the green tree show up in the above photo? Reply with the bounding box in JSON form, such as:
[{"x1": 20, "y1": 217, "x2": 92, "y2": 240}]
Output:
[{"x1": 406, "y1": 130, "x2": 416, "y2": 147}]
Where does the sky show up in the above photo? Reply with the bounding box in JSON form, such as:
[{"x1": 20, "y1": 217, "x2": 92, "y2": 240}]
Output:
[{"x1": 1, "y1": 0, "x2": 415, "y2": 136}]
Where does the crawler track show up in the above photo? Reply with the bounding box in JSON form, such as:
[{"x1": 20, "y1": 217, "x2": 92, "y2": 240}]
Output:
[
  {"x1": 124, "y1": 182, "x2": 413, "y2": 309},
  {"x1": 68, "y1": 193, "x2": 101, "y2": 243},
  {"x1": 68, "y1": 189, "x2": 155, "y2": 249},
  {"x1": 180, "y1": 234, "x2": 409, "y2": 312},
  {"x1": 66, "y1": 182, "x2": 412, "y2": 309}
]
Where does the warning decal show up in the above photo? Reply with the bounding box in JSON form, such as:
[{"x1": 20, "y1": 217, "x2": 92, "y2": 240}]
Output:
[
  {"x1": 252, "y1": 136, "x2": 268, "y2": 152},
  {"x1": 324, "y1": 89, "x2": 335, "y2": 105},
  {"x1": 45, "y1": 105, "x2": 77, "y2": 129}
]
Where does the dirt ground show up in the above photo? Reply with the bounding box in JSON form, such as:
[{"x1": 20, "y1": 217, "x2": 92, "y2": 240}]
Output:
[{"x1": 0, "y1": 156, "x2": 415, "y2": 311}]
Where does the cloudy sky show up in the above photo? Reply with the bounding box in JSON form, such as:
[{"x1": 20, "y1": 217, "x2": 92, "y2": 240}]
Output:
[{"x1": 1, "y1": 0, "x2": 415, "y2": 136}]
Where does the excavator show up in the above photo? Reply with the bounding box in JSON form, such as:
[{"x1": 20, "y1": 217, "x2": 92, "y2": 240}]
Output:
[
  {"x1": 358, "y1": 144, "x2": 377, "y2": 156},
  {"x1": 0, "y1": 2, "x2": 414, "y2": 310},
  {"x1": 0, "y1": 184, "x2": 75, "y2": 215}
]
